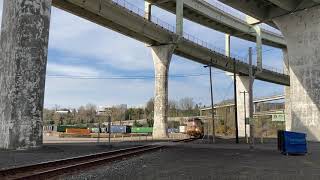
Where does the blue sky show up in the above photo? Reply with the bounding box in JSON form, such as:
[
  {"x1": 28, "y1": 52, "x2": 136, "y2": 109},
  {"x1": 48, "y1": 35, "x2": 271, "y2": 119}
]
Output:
[{"x1": 0, "y1": 0, "x2": 285, "y2": 108}]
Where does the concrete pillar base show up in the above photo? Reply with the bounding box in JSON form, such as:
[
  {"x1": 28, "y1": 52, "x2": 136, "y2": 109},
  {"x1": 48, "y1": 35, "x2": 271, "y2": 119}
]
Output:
[
  {"x1": 0, "y1": 0, "x2": 52, "y2": 149},
  {"x1": 151, "y1": 44, "x2": 175, "y2": 139},
  {"x1": 274, "y1": 6, "x2": 320, "y2": 141}
]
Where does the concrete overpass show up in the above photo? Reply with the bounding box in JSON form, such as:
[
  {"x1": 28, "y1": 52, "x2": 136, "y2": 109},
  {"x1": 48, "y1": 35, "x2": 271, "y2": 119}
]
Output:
[
  {"x1": 218, "y1": 0, "x2": 320, "y2": 141},
  {"x1": 200, "y1": 94, "x2": 284, "y2": 110},
  {"x1": 0, "y1": 0, "x2": 290, "y2": 149},
  {"x1": 51, "y1": 0, "x2": 289, "y2": 141},
  {"x1": 145, "y1": 0, "x2": 286, "y2": 49},
  {"x1": 51, "y1": 0, "x2": 289, "y2": 85}
]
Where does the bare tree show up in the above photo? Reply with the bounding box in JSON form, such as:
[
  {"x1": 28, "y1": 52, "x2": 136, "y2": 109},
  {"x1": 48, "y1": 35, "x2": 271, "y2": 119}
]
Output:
[{"x1": 179, "y1": 97, "x2": 194, "y2": 111}]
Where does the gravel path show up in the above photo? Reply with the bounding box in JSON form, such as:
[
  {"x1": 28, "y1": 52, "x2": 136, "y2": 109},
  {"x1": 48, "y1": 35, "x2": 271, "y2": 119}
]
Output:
[{"x1": 58, "y1": 141, "x2": 320, "y2": 180}]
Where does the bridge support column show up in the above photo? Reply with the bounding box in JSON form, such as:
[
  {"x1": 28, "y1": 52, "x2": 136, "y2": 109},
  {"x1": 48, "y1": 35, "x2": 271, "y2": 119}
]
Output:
[
  {"x1": 236, "y1": 76, "x2": 250, "y2": 138},
  {"x1": 282, "y1": 49, "x2": 291, "y2": 131},
  {"x1": 151, "y1": 44, "x2": 175, "y2": 139},
  {"x1": 246, "y1": 16, "x2": 262, "y2": 71},
  {"x1": 274, "y1": 7, "x2": 320, "y2": 141},
  {"x1": 176, "y1": 0, "x2": 184, "y2": 36},
  {"x1": 225, "y1": 34, "x2": 231, "y2": 56},
  {"x1": 252, "y1": 25, "x2": 262, "y2": 71},
  {"x1": 0, "y1": 0, "x2": 52, "y2": 149}
]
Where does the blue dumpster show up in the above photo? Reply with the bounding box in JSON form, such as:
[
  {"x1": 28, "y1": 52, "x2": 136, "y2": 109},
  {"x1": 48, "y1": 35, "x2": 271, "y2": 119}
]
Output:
[{"x1": 280, "y1": 131, "x2": 307, "y2": 155}]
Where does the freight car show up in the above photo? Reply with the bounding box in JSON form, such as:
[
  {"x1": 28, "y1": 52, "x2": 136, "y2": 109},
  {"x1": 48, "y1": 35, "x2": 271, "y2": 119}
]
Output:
[
  {"x1": 57, "y1": 125, "x2": 87, "y2": 132},
  {"x1": 107, "y1": 125, "x2": 131, "y2": 133},
  {"x1": 186, "y1": 118, "x2": 204, "y2": 137},
  {"x1": 131, "y1": 127, "x2": 153, "y2": 134}
]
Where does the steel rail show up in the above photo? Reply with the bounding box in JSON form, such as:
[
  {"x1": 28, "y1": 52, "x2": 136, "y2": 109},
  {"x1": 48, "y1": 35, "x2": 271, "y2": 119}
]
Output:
[{"x1": 0, "y1": 145, "x2": 163, "y2": 180}]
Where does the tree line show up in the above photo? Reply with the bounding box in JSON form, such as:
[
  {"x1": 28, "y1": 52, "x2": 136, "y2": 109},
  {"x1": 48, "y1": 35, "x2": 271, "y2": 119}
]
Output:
[{"x1": 43, "y1": 97, "x2": 203, "y2": 126}]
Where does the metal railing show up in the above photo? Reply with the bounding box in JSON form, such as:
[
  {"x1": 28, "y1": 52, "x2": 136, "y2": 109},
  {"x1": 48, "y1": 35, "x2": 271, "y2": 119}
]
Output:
[{"x1": 112, "y1": 0, "x2": 287, "y2": 75}]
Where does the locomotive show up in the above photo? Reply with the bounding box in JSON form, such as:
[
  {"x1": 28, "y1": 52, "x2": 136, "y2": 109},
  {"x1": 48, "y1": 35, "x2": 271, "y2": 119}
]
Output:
[{"x1": 186, "y1": 118, "x2": 204, "y2": 138}]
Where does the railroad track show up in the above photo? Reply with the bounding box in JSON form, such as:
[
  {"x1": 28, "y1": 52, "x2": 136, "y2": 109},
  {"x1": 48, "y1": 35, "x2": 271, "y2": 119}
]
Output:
[
  {"x1": 172, "y1": 137, "x2": 198, "y2": 143},
  {"x1": 0, "y1": 138, "x2": 196, "y2": 180},
  {"x1": 0, "y1": 145, "x2": 163, "y2": 180}
]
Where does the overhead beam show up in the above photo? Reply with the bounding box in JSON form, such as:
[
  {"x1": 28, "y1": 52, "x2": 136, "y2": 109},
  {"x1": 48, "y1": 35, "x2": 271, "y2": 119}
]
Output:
[
  {"x1": 266, "y1": 0, "x2": 299, "y2": 11},
  {"x1": 218, "y1": 0, "x2": 280, "y2": 28}
]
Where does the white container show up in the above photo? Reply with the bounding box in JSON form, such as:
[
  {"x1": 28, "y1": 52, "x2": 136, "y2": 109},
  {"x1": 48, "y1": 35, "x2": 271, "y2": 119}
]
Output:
[{"x1": 179, "y1": 126, "x2": 186, "y2": 133}]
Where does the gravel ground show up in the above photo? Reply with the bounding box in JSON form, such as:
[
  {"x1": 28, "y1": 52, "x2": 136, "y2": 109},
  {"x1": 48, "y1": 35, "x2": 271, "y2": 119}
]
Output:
[
  {"x1": 0, "y1": 141, "x2": 153, "y2": 169},
  {"x1": 58, "y1": 140, "x2": 320, "y2": 180}
]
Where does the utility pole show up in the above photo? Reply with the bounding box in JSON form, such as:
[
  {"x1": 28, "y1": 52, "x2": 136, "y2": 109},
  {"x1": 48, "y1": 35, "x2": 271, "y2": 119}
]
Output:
[
  {"x1": 240, "y1": 91, "x2": 248, "y2": 143},
  {"x1": 233, "y1": 58, "x2": 239, "y2": 144},
  {"x1": 225, "y1": 34, "x2": 238, "y2": 144},
  {"x1": 204, "y1": 59, "x2": 215, "y2": 143},
  {"x1": 98, "y1": 117, "x2": 101, "y2": 144},
  {"x1": 108, "y1": 115, "x2": 111, "y2": 146},
  {"x1": 248, "y1": 47, "x2": 255, "y2": 149}
]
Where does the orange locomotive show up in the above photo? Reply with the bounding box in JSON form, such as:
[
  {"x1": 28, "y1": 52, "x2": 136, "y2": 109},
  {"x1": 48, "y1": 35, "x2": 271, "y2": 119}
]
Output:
[{"x1": 186, "y1": 118, "x2": 204, "y2": 138}]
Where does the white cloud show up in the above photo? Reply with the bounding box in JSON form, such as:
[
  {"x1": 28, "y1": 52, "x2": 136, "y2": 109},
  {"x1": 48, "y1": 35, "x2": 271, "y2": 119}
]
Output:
[
  {"x1": 44, "y1": 75, "x2": 155, "y2": 108},
  {"x1": 48, "y1": 7, "x2": 153, "y2": 71},
  {"x1": 47, "y1": 63, "x2": 101, "y2": 77}
]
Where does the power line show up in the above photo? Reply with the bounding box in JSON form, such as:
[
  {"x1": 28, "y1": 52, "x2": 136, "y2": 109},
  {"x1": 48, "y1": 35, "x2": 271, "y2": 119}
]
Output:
[{"x1": 46, "y1": 72, "x2": 226, "y2": 80}]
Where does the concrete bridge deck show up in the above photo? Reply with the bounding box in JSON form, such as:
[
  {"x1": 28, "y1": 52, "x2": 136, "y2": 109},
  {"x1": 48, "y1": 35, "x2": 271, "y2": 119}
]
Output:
[
  {"x1": 146, "y1": 0, "x2": 286, "y2": 48},
  {"x1": 52, "y1": 0, "x2": 289, "y2": 86}
]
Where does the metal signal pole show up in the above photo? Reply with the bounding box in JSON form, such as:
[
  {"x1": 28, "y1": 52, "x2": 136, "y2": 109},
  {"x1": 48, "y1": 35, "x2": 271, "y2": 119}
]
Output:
[
  {"x1": 209, "y1": 60, "x2": 215, "y2": 143},
  {"x1": 204, "y1": 59, "x2": 215, "y2": 143}
]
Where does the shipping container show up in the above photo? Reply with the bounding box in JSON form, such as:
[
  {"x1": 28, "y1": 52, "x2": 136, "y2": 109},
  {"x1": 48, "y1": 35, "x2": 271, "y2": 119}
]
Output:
[
  {"x1": 91, "y1": 128, "x2": 100, "y2": 133},
  {"x1": 57, "y1": 125, "x2": 87, "y2": 132},
  {"x1": 107, "y1": 125, "x2": 131, "y2": 133},
  {"x1": 168, "y1": 128, "x2": 179, "y2": 133},
  {"x1": 66, "y1": 128, "x2": 90, "y2": 135},
  {"x1": 131, "y1": 127, "x2": 153, "y2": 133}
]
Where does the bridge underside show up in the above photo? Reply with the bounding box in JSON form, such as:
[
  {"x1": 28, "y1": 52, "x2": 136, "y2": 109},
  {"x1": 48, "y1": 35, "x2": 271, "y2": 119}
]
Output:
[
  {"x1": 219, "y1": 0, "x2": 320, "y2": 141},
  {"x1": 0, "y1": 0, "x2": 291, "y2": 150},
  {"x1": 146, "y1": 0, "x2": 286, "y2": 48}
]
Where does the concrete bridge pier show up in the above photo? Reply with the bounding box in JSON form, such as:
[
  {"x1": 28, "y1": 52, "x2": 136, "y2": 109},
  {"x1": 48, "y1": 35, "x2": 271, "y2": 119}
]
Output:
[
  {"x1": 151, "y1": 45, "x2": 176, "y2": 139},
  {"x1": 0, "y1": 0, "x2": 52, "y2": 149},
  {"x1": 282, "y1": 49, "x2": 291, "y2": 131},
  {"x1": 274, "y1": 7, "x2": 320, "y2": 141},
  {"x1": 236, "y1": 76, "x2": 250, "y2": 138}
]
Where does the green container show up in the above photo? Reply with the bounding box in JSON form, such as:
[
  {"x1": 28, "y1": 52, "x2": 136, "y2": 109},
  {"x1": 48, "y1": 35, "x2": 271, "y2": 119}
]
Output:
[
  {"x1": 131, "y1": 127, "x2": 153, "y2": 133},
  {"x1": 57, "y1": 125, "x2": 87, "y2": 132}
]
